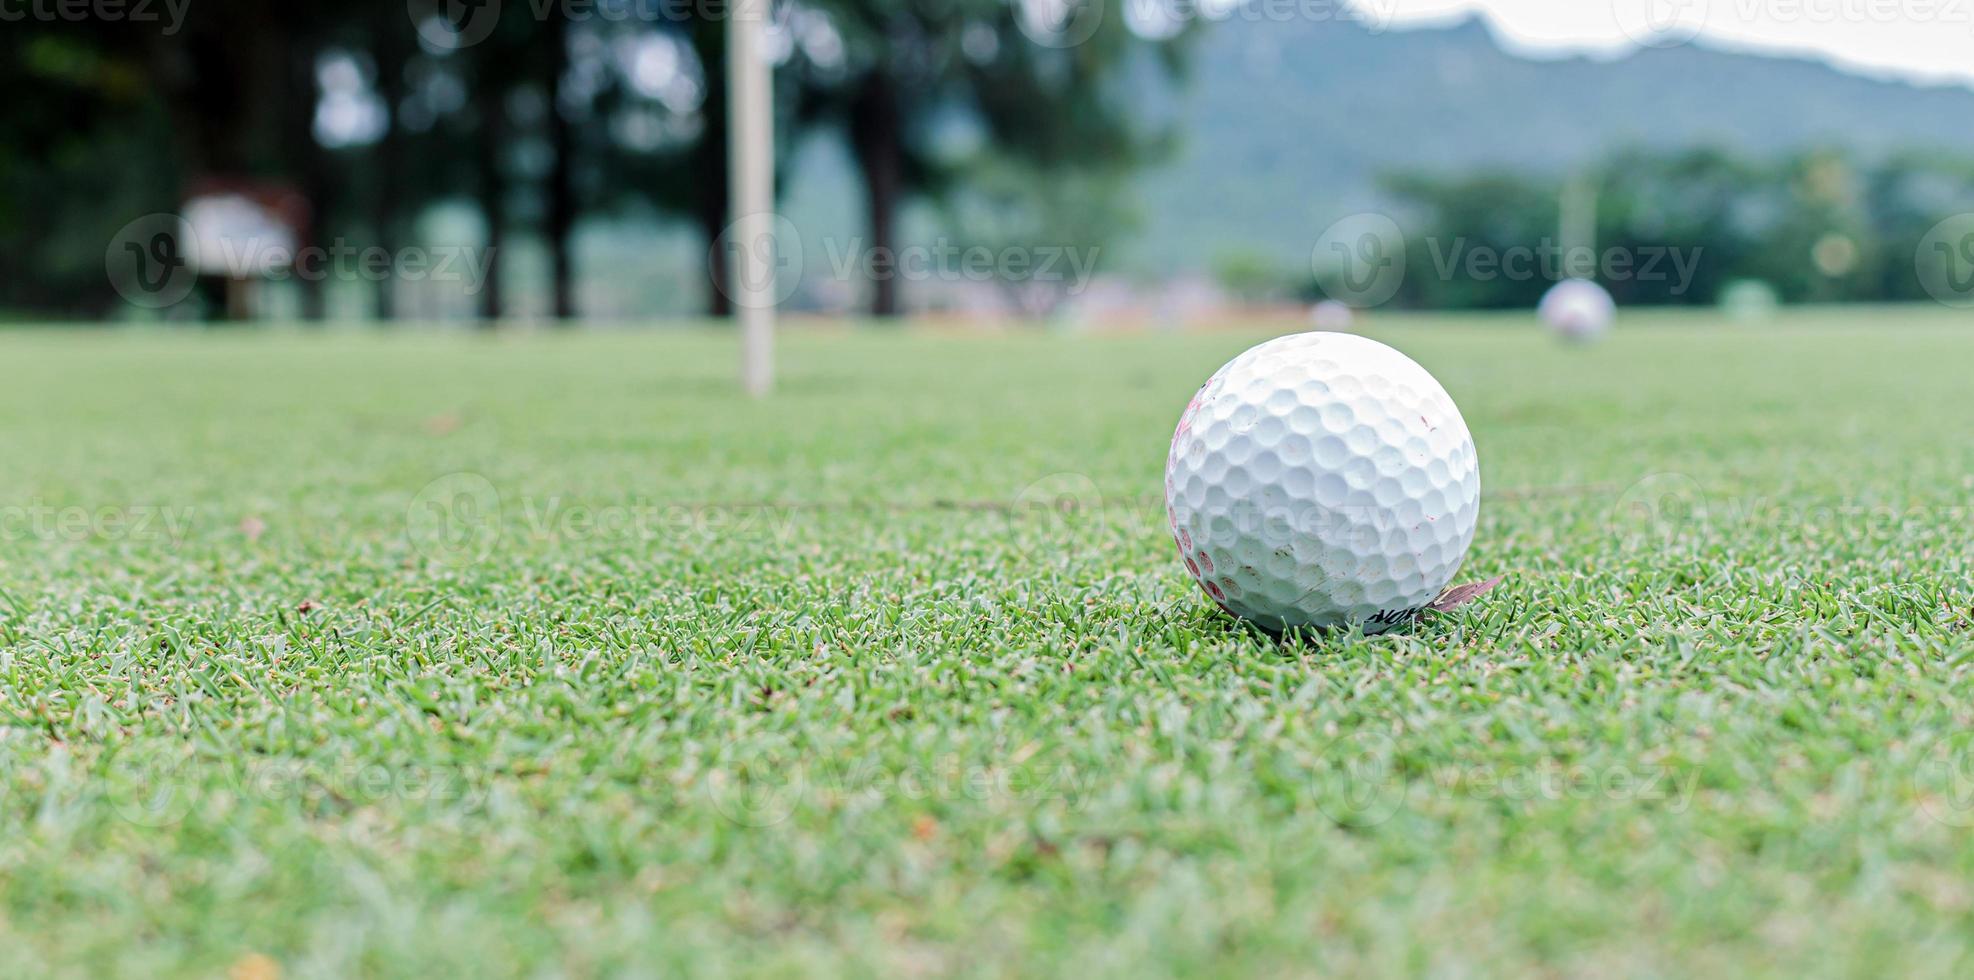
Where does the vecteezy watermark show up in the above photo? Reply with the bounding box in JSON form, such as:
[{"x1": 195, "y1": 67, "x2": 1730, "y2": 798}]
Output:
[
  {"x1": 512, "y1": 497, "x2": 801, "y2": 545},
  {"x1": 1312, "y1": 213, "x2": 1406, "y2": 309},
  {"x1": 95, "y1": 750, "x2": 200, "y2": 828},
  {"x1": 1916, "y1": 213, "x2": 1974, "y2": 309},
  {"x1": 701, "y1": 736, "x2": 1094, "y2": 828},
  {"x1": 1006, "y1": 472, "x2": 1111, "y2": 547},
  {"x1": 1911, "y1": 731, "x2": 1974, "y2": 829},
  {"x1": 412, "y1": 0, "x2": 809, "y2": 51},
  {"x1": 405, "y1": 472, "x2": 805, "y2": 566},
  {"x1": 1610, "y1": 474, "x2": 1972, "y2": 543},
  {"x1": 1307, "y1": 731, "x2": 1701, "y2": 827},
  {"x1": 1611, "y1": 0, "x2": 1974, "y2": 48},
  {"x1": 1015, "y1": 0, "x2": 1107, "y2": 48},
  {"x1": 99, "y1": 753, "x2": 494, "y2": 828},
  {"x1": 1613, "y1": 473, "x2": 1711, "y2": 543},
  {"x1": 107, "y1": 213, "x2": 200, "y2": 309},
  {"x1": 407, "y1": 472, "x2": 505, "y2": 566},
  {"x1": 234, "y1": 758, "x2": 491, "y2": 813},
  {"x1": 0, "y1": 501, "x2": 195, "y2": 545},
  {"x1": 0, "y1": 0, "x2": 191, "y2": 33},
  {"x1": 1119, "y1": 0, "x2": 1397, "y2": 39},
  {"x1": 1009, "y1": 473, "x2": 1465, "y2": 552},
  {"x1": 818, "y1": 238, "x2": 1101, "y2": 294},
  {"x1": 710, "y1": 212, "x2": 1103, "y2": 310},
  {"x1": 107, "y1": 213, "x2": 496, "y2": 309},
  {"x1": 1311, "y1": 212, "x2": 1708, "y2": 307},
  {"x1": 712, "y1": 212, "x2": 805, "y2": 310},
  {"x1": 1427, "y1": 239, "x2": 1704, "y2": 294},
  {"x1": 1611, "y1": 0, "x2": 1708, "y2": 47},
  {"x1": 246, "y1": 242, "x2": 494, "y2": 292},
  {"x1": 409, "y1": 0, "x2": 504, "y2": 51}
]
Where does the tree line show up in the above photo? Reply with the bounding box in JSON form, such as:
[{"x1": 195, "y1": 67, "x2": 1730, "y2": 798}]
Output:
[
  {"x1": 0, "y1": 0, "x2": 1188, "y2": 322},
  {"x1": 1369, "y1": 148, "x2": 1974, "y2": 309}
]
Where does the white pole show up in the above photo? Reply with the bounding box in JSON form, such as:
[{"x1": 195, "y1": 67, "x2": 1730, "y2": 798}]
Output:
[
  {"x1": 1560, "y1": 174, "x2": 1598, "y2": 280},
  {"x1": 728, "y1": 0, "x2": 775, "y2": 397}
]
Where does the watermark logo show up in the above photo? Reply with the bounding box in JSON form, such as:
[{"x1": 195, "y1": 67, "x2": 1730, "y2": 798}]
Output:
[
  {"x1": 1313, "y1": 213, "x2": 1406, "y2": 309},
  {"x1": 818, "y1": 238, "x2": 1101, "y2": 298},
  {"x1": 710, "y1": 213, "x2": 1101, "y2": 310},
  {"x1": 1612, "y1": 0, "x2": 1708, "y2": 48},
  {"x1": 407, "y1": 475, "x2": 808, "y2": 559},
  {"x1": 1428, "y1": 239, "x2": 1703, "y2": 295},
  {"x1": 408, "y1": 472, "x2": 505, "y2": 565},
  {"x1": 1016, "y1": 0, "x2": 1106, "y2": 49},
  {"x1": 235, "y1": 759, "x2": 491, "y2": 816},
  {"x1": 107, "y1": 213, "x2": 199, "y2": 309},
  {"x1": 1, "y1": 501, "x2": 195, "y2": 545},
  {"x1": 410, "y1": 0, "x2": 503, "y2": 51},
  {"x1": 101, "y1": 751, "x2": 201, "y2": 829},
  {"x1": 1917, "y1": 214, "x2": 1974, "y2": 308},
  {"x1": 108, "y1": 211, "x2": 495, "y2": 309},
  {"x1": 702, "y1": 735, "x2": 808, "y2": 828},
  {"x1": 1613, "y1": 473, "x2": 1711, "y2": 541},
  {"x1": 1007, "y1": 472, "x2": 1112, "y2": 556},
  {"x1": 1310, "y1": 731, "x2": 1408, "y2": 827},
  {"x1": 101, "y1": 756, "x2": 493, "y2": 828},
  {"x1": 0, "y1": 0, "x2": 191, "y2": 33},
  {"x1": 1351, "y1": 0, "x2": 1402, "y2": 32},
  {"x1": 712, "y1": 211, "x2": 806, "y2": 310},
  {"x1": 1913, "y1": 731, "x2": 1974, "y2": 828},
  {"x1": 1303, "y1": 733, "x2": 1700, "y2": 827},
  {"x1": 702, "y1": 739, "x2": 1091, "y2": 828},
  {"x1": 1122, "y1": 0, "x2": 1375, "y2": 37}
]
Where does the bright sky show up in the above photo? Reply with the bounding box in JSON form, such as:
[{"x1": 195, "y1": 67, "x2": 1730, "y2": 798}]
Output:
[{"x1": 1357, "y1": 0, "x2": 1974, "y2": 88}]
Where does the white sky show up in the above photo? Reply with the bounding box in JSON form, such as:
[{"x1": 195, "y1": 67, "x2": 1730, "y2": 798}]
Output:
[{"x1": 1357, "y1": 0, "x2": 1974, "y2": 88}]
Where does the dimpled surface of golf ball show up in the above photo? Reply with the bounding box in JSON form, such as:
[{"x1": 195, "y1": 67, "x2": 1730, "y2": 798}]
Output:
[{"x1": 1164, "y1": 332, "x2": 1481, "y2": 633}]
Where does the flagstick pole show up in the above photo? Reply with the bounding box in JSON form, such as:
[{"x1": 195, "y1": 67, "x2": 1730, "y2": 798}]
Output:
[{"x1": 728, "y1": 0, "x2": 775, "y2": 397}]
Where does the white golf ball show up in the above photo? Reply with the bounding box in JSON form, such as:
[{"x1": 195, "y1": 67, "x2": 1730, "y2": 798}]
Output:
[
  {"x1": 1539, "y1": 278, "x2": 1615, "y2": 341},
  {"x1": 1164, "y1": 332, "x2": 1481, "y2": 633}
]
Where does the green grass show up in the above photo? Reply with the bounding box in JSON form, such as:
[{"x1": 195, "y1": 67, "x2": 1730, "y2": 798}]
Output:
[{"x1": 2, "y1": 310, "x2": 1972, "y2": 977}]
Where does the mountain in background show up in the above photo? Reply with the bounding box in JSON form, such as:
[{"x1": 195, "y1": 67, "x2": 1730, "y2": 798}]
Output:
[{"x1": 1109, "y1": 14, "x2": 1974, "y2": 272}]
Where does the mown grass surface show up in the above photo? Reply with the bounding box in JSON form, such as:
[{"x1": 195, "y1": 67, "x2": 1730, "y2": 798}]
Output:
[{"x1": 1, "y1": 311, "x2": 1971, "y2": 977}]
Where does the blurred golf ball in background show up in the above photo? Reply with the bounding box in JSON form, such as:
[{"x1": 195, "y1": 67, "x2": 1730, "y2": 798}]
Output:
[
  {"x1": 1539, "y1": 278, "x2": 1616, "y2": 341},
  {"x1": 1310, "y1": 300, "x2": 1356, "y2": 331}
]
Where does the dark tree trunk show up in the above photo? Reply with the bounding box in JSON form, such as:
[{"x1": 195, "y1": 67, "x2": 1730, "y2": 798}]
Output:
[
  {"x1": 161, "y1": 4, "x2": 287, "y2": 321},
  {"x1": 699, "y1": 201, "x2": 732, "y2": 319},
  {"x1": 691, "y1": 17, "x2": 731, "y2": 319},
  {"x1": 373, "y1": 12, "x2": 411, "y2": 322},
  {"x1": 287, "y1": 39, "x2": 327, "y2": 323},
  {"x1": 547, "y1": 11, "x2": 578, "y2": 322},
  {"x1": 475, "y1": 81, "x2": 507, "y2": 325},
  {"x1": 848, "y1": 73, "x2": 903, "y2": 318}
]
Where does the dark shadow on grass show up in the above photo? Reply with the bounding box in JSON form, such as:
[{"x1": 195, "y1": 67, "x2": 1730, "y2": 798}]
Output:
[{"x1": 1219, "y1": 605, "x2": 1491, "y2": 653}]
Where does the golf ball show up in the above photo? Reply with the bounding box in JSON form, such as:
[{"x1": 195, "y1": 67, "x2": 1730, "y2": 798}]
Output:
[
  {"x1": 1164, "y1": 332, "x2": 1481, "y2": 633},
  {"x1": 1309, "y1": 300, "x2": 1356, "y2": 331},
  {"x1": 1539, "y1": 278, "x2": 1615, "y2": 341}
]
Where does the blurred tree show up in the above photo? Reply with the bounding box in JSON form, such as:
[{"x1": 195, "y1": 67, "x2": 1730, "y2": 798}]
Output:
[
  {"x1": 796, "y1": 0, "x2": 1192, "y2": 316},
  {"x1": 369, "y1": 2, "x2": 416, "y2": 320},
  {"x1": 546, "y1": 9, "x2": 580, "y2": 321},
  {"x1": 143, "y1": 3, "x2": 347, "y2": 320},
  {"x1": 1209, "y1": 248, "x2": 1291, "y2": 306},
  {"x1": 942, "y1": 155, "x2": 1138, "y2": 316},
  {"x1": 1379, "y1": 171, "x2": 1558, "y2": 310},
  {"x1": 15, "y1": 7, "x2": 1974, "y2": 325},
  {"x1": 1592, "y1": 147, "x2": 1768, "y2": 306},
  {"x1": 1378, "y1": 148, "x2": 1974, "y2": 309},
  {"x1": 0, "y1": 26, "x2": 176, "y2": 317},
  {"x1": 1863, "y1": 151, "x2": 1974, "y2": 303}
]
